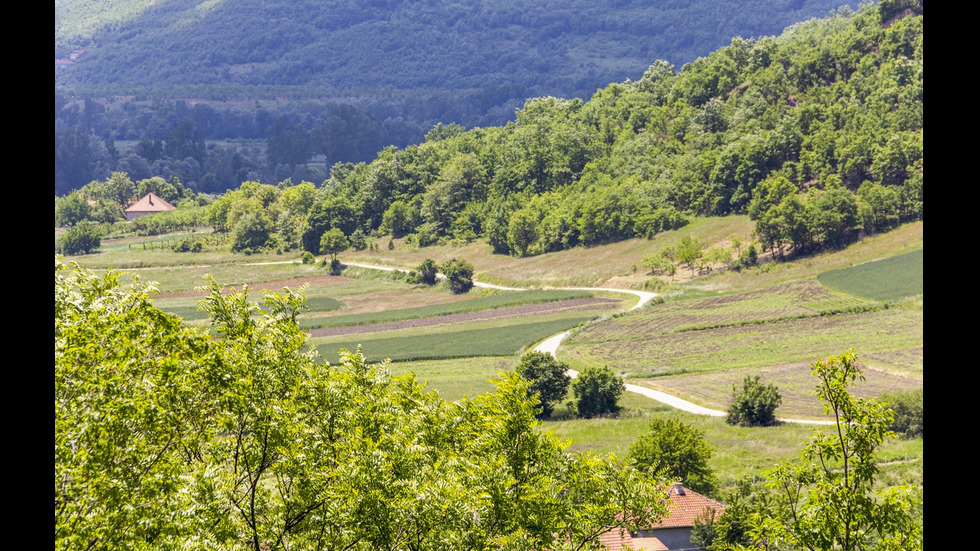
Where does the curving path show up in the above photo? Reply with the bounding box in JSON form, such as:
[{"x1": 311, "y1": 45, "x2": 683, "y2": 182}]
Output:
[{"x1": 320, "y1": 260, "x2": 834, "y2": 424}]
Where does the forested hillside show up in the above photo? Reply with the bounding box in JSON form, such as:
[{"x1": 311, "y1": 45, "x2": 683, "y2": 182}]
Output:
[
  {"x1": 57, "y1": 3, "x2": 923, "y2": 262},
  {"x1": 293, "y1": 3, "x2": 923, "y2": 259},
  {"x1": 55, "y1": 0, "x2": 868, "y2": 195},
  {"x1": 57, "y1": 0, "x2": 860, "y2": 102}
]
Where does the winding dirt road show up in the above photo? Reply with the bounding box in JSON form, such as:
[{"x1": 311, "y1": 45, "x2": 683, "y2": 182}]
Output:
[{"x1": 323, "y1": 261, "x2": 834, "y2": 424}]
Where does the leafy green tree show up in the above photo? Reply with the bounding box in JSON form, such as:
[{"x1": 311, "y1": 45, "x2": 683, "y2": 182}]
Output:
[
  {"x1": 507, "y1": 207, "x2": 540, "y2": 257},
  {"x1": 628, "y1": 417, "x2": 716, "y2": 494},
  {"x1": 55, "y1": 192, "x2": 92, "y2": 227},
  {"x1": 231, "y1": 211, "x2": 273, "y2": 252},
  {"x1": 726, "y1": 375, "x2": 782, "y2": 427},
  {"x1": 56, "y1": 262, "x2": 674, "y2": 550},
  {"x1": 676, "y1": 235, "x2": 705, "y2": 275},
  {"x1": 59, "y1": 220, "x2": 102, "y2": 255},
  {"x1": 573, "y1": 366, "x2": 625, "y2": 418},
  {"x1": 641, "y1": 252, "x2": 673, "y2": 275},
  {"x1": 515, "y1": 351, "x2": 571, "y2": 418},
  {"x1": 743, "y1": 350, "x2": 922, "y2": 551},
  {"x1": 441, "y1": 257, "x2": 474, "y2": 294},
  {"x1": 319, "y1": 227, "x2": 349, "y2": 261},
  {"x1": 56, "y1": 263, "x2": 217, "y2": 548}
]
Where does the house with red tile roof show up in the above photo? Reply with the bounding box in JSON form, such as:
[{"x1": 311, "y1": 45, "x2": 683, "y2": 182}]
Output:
[
  {"x1": 125, "y1": 193, "x2": 177, "y2": 221},
  {"x1": 597, "y1": 483, "x2": 725, "y2": 551}
]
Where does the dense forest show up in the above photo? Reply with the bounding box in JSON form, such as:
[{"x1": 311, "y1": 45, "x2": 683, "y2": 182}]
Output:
[
  {"x1": 55, "y1": 0, "x2": 866, "y2": 195},
  {"x1": 57, "y1": 2, "x2": 923, "y2": 261}
]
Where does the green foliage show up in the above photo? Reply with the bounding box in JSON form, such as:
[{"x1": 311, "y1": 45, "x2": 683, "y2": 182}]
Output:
[
  {"x1": 319, "y1": 227, "x2": 349, "y2": 260},
  {"x1": 676, "y1": 235, "x2": 705, "y2": 275},
  {"x1": 55, "y1": 192, "x2": 92, "y2": 227},
  {"x1": 56, "y1": 261, "x2": 671, "y2": 549},
  {"x1": 441, "y1": 257, "x2": 475, "y2": 294},
  {"x1": 59, "y1": 220, "x2": 102, "y2": 255},
  {"x1": 628, "y1": 417, "x2": 716, "y2": 495},
  {"x1": 515, "y1": 352, "x2": 571, "y2": 418},
  {"x1": 573, "y1": 366, "x2": 625, "y2": 418},
  {"x1": 411, "y1": 258, "x2": 439, "y2": 285},
  {"x1": 301, "y1": 250, "x2": 315, "y2": 264},
  {"x1": 747, "y1": 350, "x2": 922, "y2": 551},
  {"x1": 231, "y1": 210, "x2": 273, "y2": 252},
  {"x1": 726, "y1": 375, "x2": 782, "y2": 427},
  {"x1": 691, "y1": 507, "x2": 719, "y2": 549},
  {"x1": 881, "y1": 388, "x2": 923, "y2": 438}
]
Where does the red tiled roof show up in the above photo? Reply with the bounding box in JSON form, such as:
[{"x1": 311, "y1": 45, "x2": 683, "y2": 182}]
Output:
[
  {"x1": 598, "y1": 529, "x2": 669, "y2": 551},
  {"x1": 597, "y1": 483, "x2": 725, "y2": 550},
  {"x1": 652, "y1": 483, "x2": 726, "y2": 529},
  {"x1": 125, "y1": 193, "x2": 177, "y2": 213}
]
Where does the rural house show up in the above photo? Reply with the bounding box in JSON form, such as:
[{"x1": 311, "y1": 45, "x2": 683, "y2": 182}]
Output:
[
  {"x1": 597, "y1": 483, "x2": 725, "y2": 551},
  {"x1": 125, "y1": 193, "x2": 177, "y2": 221}
]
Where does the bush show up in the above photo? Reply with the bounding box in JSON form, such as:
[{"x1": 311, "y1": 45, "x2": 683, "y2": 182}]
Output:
[
  {"x1": 515, "y1": 352, "x2": 571, "y2": 419},
  {"x1": 629, "y1": 417, "x2": 716, "y2": 494},
  {"x1": 441, "y1": 257, "x2": 474, "y2": 294},
  {"x1": 411, "y1": 258, "x2": 438, "y2": 285},
  {"x1": 301, "y1": 251, "x2": 316, "y2": 264},
  {"x1": 573, "y1": 366, "x2": 624, "y2": 418},
  {"x1": 726, "y1": 375, "x2": 781, "y2": 427},
  {"x1": 881, "y1": 388, "x2": 923, "y2": 437},
  {"x1": 231, "y1": 212, "x2": 272, "y2": 252},
  {"x1": 60, "y1": 221, "x2": 102, "y2": 255}
]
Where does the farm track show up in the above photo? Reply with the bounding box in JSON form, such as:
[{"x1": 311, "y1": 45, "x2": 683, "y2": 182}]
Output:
[{"x1": 343, "y1": 262, "x2": 839, "y2": 424}]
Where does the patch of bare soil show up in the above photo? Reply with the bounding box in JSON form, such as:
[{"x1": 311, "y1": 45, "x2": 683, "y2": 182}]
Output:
[
  {"x1": 157, "y1": 274, "x2": 357, "y2": 298},
  {"x1": 310, "y1": 297, "x2": 621, "y2": 337}
]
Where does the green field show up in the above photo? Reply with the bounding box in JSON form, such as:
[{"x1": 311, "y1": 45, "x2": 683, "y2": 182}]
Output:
[
  {"x1": 817, "y1": 249, "x2": 923, "y2": 301},
  {"x1": 300, "y1": 289, "x2": 595, "y2": 329},
  {"x1": 315, "y1": 315, "x2": 597, "y2": 363}
]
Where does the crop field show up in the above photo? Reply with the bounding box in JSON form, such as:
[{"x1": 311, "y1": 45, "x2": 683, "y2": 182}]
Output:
[
  {"x1": 572, "y1": 280, "x2": 870, "y2": 338},
  {"x1": 561, "y1": 304, "x2": 922, "y2": 377},
  {"x1": 818, "y1": 249, "x2": 923, "y2": 301},
  {"x1": 315, "y1": 314, "x2": 599, "y2": 363},
  {"x1": 301, "y1": 289, "x2": 597, "y2": 329}
]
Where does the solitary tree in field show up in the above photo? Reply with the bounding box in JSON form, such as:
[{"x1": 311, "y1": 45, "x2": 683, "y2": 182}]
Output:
[
  {"x1": 320, "y1": 227, "x2": 349, "y2": 261},
  {"x1": 515, "y1": 352, "x2": 571, "y2": 418}
]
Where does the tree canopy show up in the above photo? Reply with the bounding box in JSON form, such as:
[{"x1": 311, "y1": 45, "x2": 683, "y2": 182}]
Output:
[{"x1": 55, "y1": 260, "x2": 672, "y2": 550}]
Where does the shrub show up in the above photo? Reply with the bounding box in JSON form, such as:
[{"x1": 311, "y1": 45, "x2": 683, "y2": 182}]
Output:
[
  {"x1": 441, "y1": 257, "x2": 474, "y2": 294},
  {"x1": 881, "y1": 388, "x2": 923, "y2": 437},
  {"x1": 515, "y1": 352, "x2": 571, "y2": 419},
  {"x1": 349, "y1": 229, "x2": 368, "y2": 251},
  {"x1": 726, "y1": 375, "x2": 781, "y2": 427},
  {"x1": 301, "y1": 251, "x2": 315, "y2": 264},
  {"x1": 573, "y1": 366, "x2": 624, "y2": 418},
  {"x1": 411, "y1": 258, "x2": 439, "y2": 285},
  {"x1": 231, "y1": 212, "x2": 272, "y2": 252}
]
